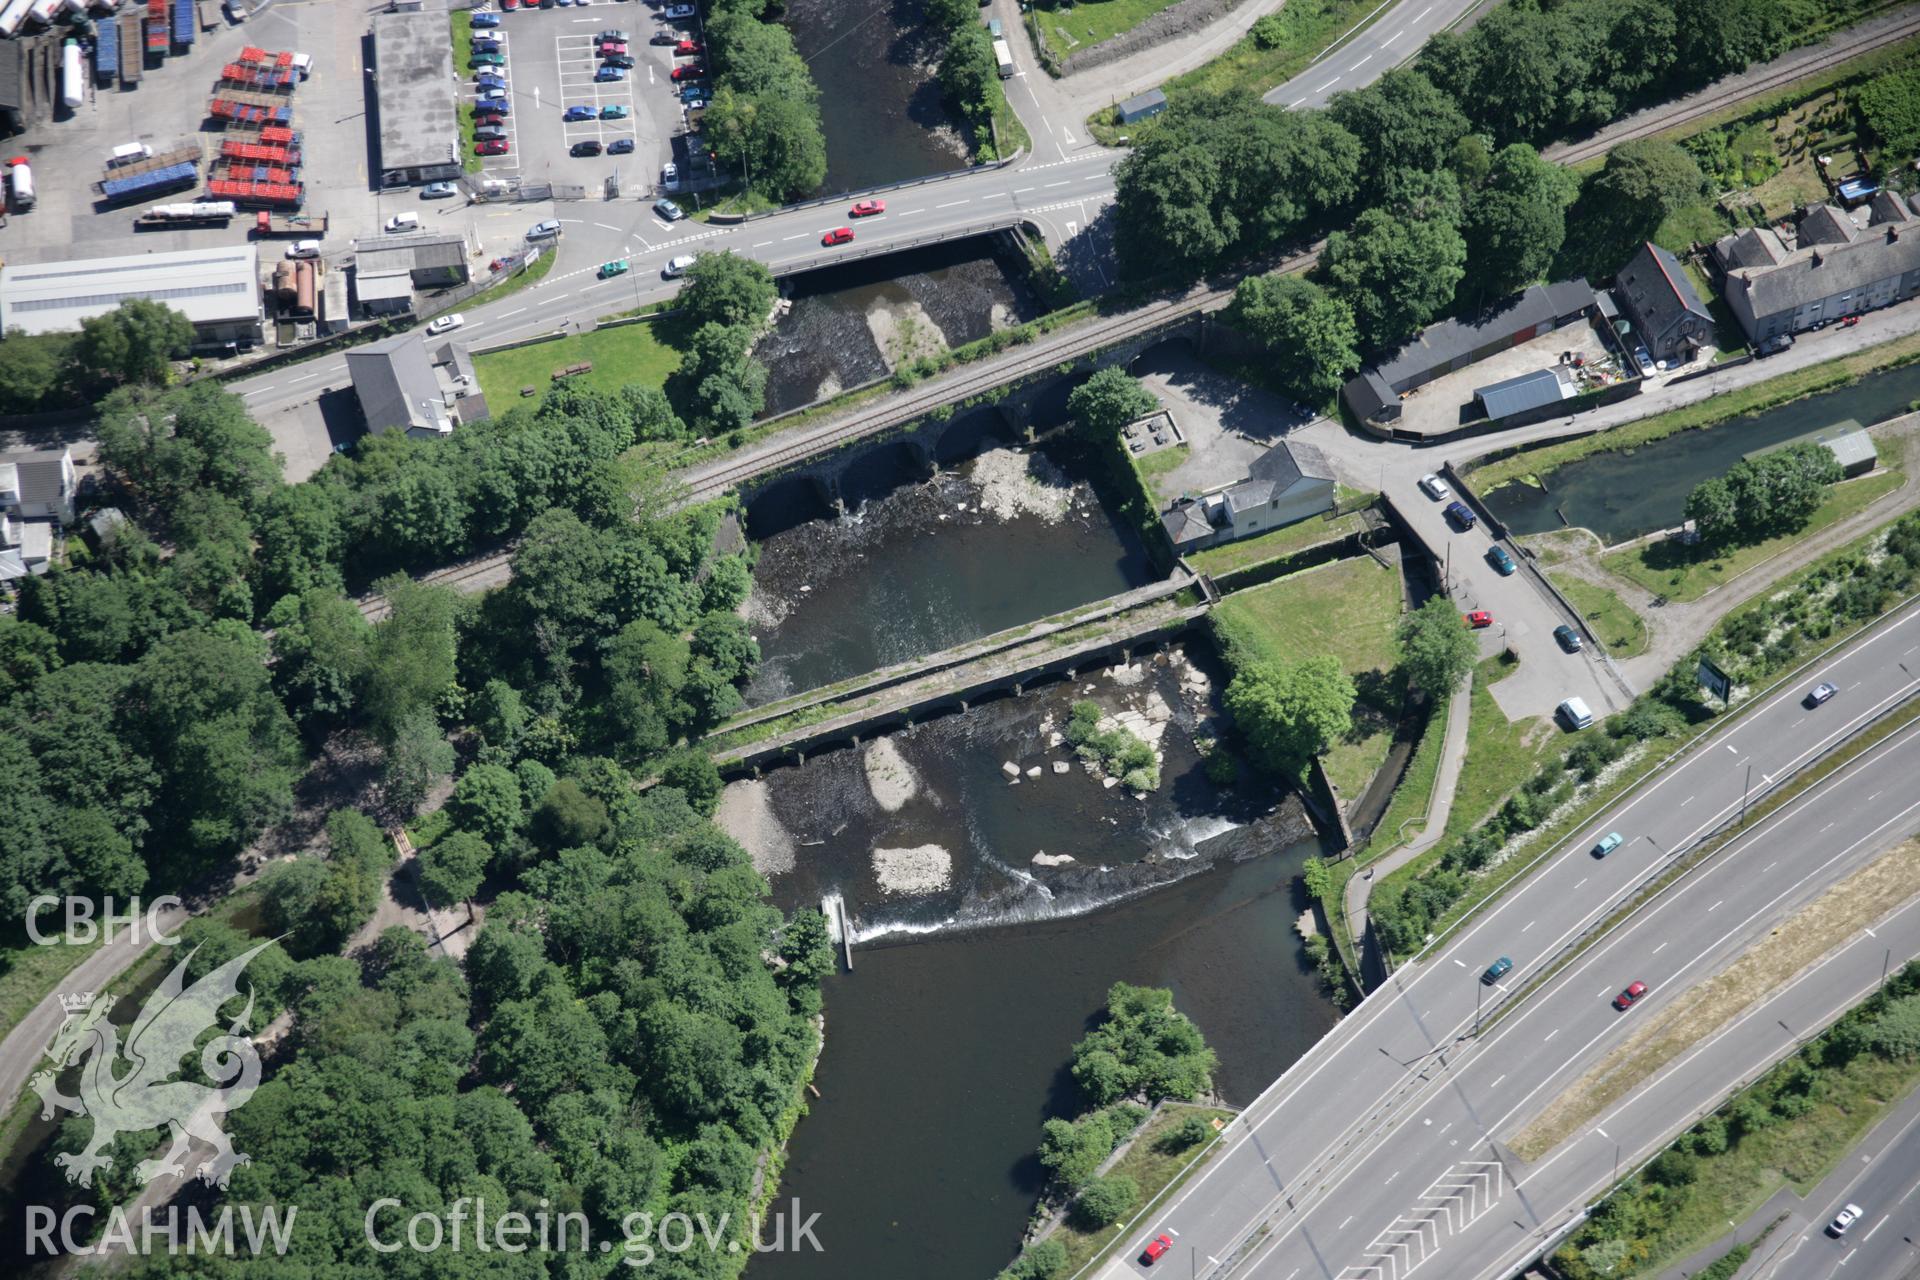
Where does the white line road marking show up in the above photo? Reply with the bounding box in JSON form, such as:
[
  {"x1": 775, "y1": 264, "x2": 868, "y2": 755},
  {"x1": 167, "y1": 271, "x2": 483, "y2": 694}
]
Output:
[
  {"x1": 1338, "y1": 1216, "x2": 1354, "y2": 1230},
  {"x1": 783, "y1": 233, "x2": 805, "y2": 240},
  {"x1": 1489, "y1": 1074, "x2": 1505, "y2": 1088},
  {"x1": 1452, "y1": 959, "x2": 1467, "y2": 968},
  {"x1": 1865, "y1": 1215, "x2": 1890, "y2": 1242},
  {"x1": 1350, "y1": 53, "x2": 1373, "y2": 69},
  {"x1": 935, "y1": 199, "x2": 969, "y2": 208},
  {"x1": 1822, "y1": 821, "x2": 1836, "y2": 832},
  {"x1": 1594, "y1": 1126, "x2": 1610, "y2": 1139},
  {"x1": 1870, "y1": 791, "x2": 1882, "y2": 800},
  {"x1": 1316, "y1": 77, "x2": 1339, "y2": 91},
  {"x1": 1763, "y1": 861, "x2": 1776, "y2": 871},
  {"x1": 1521, "y1": 919, "x2": 1535, "y2": 933},
  {"x1": 1865, "y1": 926, "x2": 1878, "y2": 938},
  {"x1": 753, "y1": 241, "x2": 771, "y2": 247},
  {"x1": 1045, "y1": 181, "x2": 1069, "y2": 188},
  {"x1": 289, "y1": 371, "x2": 322, "y2": 383},
  {"x1": 1382, "y1": 29, "x2": 1403, "y2": 44},
  {"x1": 1709, "y1": 899, "x2": 1724, "y2": 911},
  {"x1": 1414, "y1": 4, "x2": 1434, "y2": 16},
  {"x1": 1726, "y1": 743, "x2": 1739, "y2": 755},
  {"x1": 594, "y1": 222, "x2": 620, "y2": 231},
  {"x1": 1575, "y1": 877, "x2": 1588, "y2": 888},
  {"x1": 498, "y1": 307, "x2": 527, "y2": 318},
  {"x1": 1683, "y1": 795, "x2": 1695, "y2": 806},
  {"x1": 1013, "y1": 186, "x2": 1034, "y2": 193},
  {"x1": 1652, "y1": 941, "x2": 1668, "y2": 954},
  {"x1": 898, "y1": 208, "x2": 922, "y2": 215},
  {"x1": 1543, "y1": 1028, "x2": 1559, "y2": 1042},
  {"x1": 1289, "y1": 96, "x2": 1307, "y2": 107},
  {"x1": 1384, "y1": 1171, "x2": 1399, "y2": 1185}
]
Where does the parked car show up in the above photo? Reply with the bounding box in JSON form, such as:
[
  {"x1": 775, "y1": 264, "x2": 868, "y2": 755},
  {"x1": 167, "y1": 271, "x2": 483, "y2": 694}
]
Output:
[
  {"x1": 471, "y1": 10, "x2": 501, "y2": 25},
  {"x1": 600, "y1": 41, "x2": 628, "y2": 55},
  {"x1": 570, "y1": 140, "x2": 604, "y2": 157},
  {"x1": 661, "y1": 161, "x2": 679, "y2": 185},
  {"x1": 595, "y1": 65, "x2": 627, "y2": 81},
  {"x1": 1591, "y1": 831, "x2": 1624, "y2": 858},
  {"x1": 476, "y1": 138, "x2": 510, "y2": 156},
  {"x1": 1758, "y1": 333, "x2": 1794, "y2": 356},
  {"x1": 599, "y1": 259, "x2": 629, "y2": 278},
  {"x1": 654, "y1": 198, "x2": 685, "y2": 221},
  {"x1": 1633, "y1": 345, "x2": 1655, "y2": 376},
  {"x1": 473, "y1": 37, "x2": 503, "y2": 52},
  {"x1": 600, "y1": 104, "x2": 630, "y2": 120},
  {"x1": 1141, "y1": 1234, "x2": 1173, "y2": 1265},
  {"x1": 663, "y1": 254, "x2": 697, "y2": 278},
  {"x1": 1841, "y1": 314, "x2": 1861, "y2": 327},
  {"x1": 286, "y1": 239, "x2": 321, "y2": 259},
  {"x1": 474, "y1": 111, "x2": 508, "y2": 127},
  {"x1": 472, "y1": 51, "x2": 506, "y2": 67},
  {"x1": 1482, "y1": 956, "x2": 1513, "y2": 985},
  {"x1": 664, "y1": 3, "x2": 697, "y2": 17},
  {"x1": 1464, "y1": 610, "x2": 1493, "y2": 629},
  {"x1": 676, "y1": 38, "x2": 703, "y2": 55},
  {"x1": 526, "y1": 220, "x2": 562, "y2": 240},
  {"x1": 1612, "y1": 981, "x2": 1649, "y2": 1011},
  {"x1": 849, "y1": 198, "x2": 886, "y2": 217},
  {"x1": 1805, "y1": 681, "x2": 1839, "y2": 707},
  {"x1": 1486, "y1": 545, "x2": 1516, "y2": 576},
  {"x1": 421, "y1": 181, "x2": 458, "y2": 199},
  {"x1": 679, "y1": 85, "x2": 708, "y2": 103},
  {"x1": 608, "y1": 138, "x2": 636, "y2": 154},
  {"x1": 476, "y1": 89, "x2": 509, "y2": 107},
  {"x1": 499, "y1": 0, "x2": 517, "y2": 9},
  {"x1": 650, "y1": 30, "x2": 678, "y2": 44},
  {"x1": 599, "y1": 28, "x2": 630, "y2": 42},
  {"x1": 426, "y1": 313, "x2": 465, "y2": 336},
  {"x1": 1418, "y1": 472, "x2": 1451, "y2": 501},
  {"x1": 670, "y1": 63, "x2": 705, "y2": 80},
  {"x1": 563, "y1": 104, "x2": 596, "y2": 121},
  {"x1": 603, "y1": 53, "x2": 636, "y2": 68},
  {"x1": 476, "y1": 73, "x2": 508, "y2": 91},
  {"x1": 1553, "y1": 624, "x2": 1582, "y2": 653},
  {"x1": 822, "y1": 226, "x2": 854, "y2": 246},
  {"x1": 1443, "y1": 500, "x2": 1476, "y2": 531},
  {"x1": 474, "y1": 125, "x2": 509, "y2": 142},
  {"x1": 385, "y1": 213, "x2": 420, "y2": 233},
  {"x1": 1828, "y1": 1205, "x2": 1864, "y2": 1237}
]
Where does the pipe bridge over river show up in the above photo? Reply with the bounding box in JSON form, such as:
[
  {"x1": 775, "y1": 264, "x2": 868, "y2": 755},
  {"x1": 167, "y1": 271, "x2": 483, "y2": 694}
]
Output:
[{"x1": 707, "y1": 570, "x2": 1215, "y2": 776}]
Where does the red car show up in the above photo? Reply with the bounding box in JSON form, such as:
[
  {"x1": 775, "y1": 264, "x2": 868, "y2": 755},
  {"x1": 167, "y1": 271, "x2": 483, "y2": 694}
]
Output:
[
  {"x1": 1613, "y1": 981, "x2": 1648, "y2": 1011},
  {"x1": 1141, "y1": 1233, "x2": 1173, "y2": 1265},
  {"x1": 849, "y1": 199, "x2": 886, "y2": 217},
  {"x1": 474, "y1": 112, "x2": 506, "y2": 128},
  {"x1": 600, "y1": 41, "x2": 628, "y2": 56},
  {"x1": 476, "y1": 139, "x2": 510, "y2": 156},
  {"x1": 1841, "y1": 314, "x2": 1860, "y2": 327},
  {"x1": 671, "y1": 64, "x2": 707, "y2": 81},
  {"x1": 1464, "y1": 610, "x2": 1493, "y2": 629},
  {"x1": 675, "y1": 39, "x2": 703, "y2": 55},
  {"x1": 501, "y1": 0, "x2": 517, "y2": 9},
  {"x1": 822, "y1": 226, "x2": 854, "y2": 246}
]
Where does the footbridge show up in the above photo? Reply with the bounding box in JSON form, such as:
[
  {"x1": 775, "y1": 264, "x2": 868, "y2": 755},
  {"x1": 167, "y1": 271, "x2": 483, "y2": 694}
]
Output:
[{"x1": 707, "y1": 570, "x2": 1214, "y2": 776}]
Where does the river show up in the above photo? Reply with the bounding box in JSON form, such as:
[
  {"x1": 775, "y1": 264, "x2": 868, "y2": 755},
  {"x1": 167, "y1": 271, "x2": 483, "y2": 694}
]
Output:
[
  {"x1": 1483, "y1": 362, "x2": 1920, "y2": 542},
  {"x1": 724, "y1": 643, "x2": 1341, "y2": 1280}
]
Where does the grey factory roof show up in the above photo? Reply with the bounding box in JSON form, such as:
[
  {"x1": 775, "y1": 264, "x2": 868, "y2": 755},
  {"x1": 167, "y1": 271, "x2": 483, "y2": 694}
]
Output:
[
  {"x1": 356, "y1": 233, "x2": 468, "y2": 275},
  {"x1": 373, "y1": 8, "x2": 458, "y2": 175},
  {"x1": 1351, "y1": 278, "x2": 1593, "y2": 396},
  {"x1": 1475, "y1": 367, "x2": 1571, "y2": 420},
  {"x1": 0, "y1": 246, "x2": 261, "y2": 335}
]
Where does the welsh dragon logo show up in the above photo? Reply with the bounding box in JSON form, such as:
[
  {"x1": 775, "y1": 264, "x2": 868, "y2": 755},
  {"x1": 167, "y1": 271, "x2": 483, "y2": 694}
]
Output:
[{"x1": 29, "y1": 941, "x2": 272, "y2": 1190}]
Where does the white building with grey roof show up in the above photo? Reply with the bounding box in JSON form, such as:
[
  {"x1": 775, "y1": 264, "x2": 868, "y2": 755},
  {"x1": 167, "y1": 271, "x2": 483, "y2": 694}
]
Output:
[
  {"x1": 1714, "y1": 196, "x2": 1920, "y2": 344},
  {"x1": 0, "y1": 245, "x2": 264, "y2": 346},
  {"x1": 1161, "y1": 439, "x2": 1336, "y2": 554},
  {"x1": 373, "y1": 5, "x2": 460, "y2": 187}
]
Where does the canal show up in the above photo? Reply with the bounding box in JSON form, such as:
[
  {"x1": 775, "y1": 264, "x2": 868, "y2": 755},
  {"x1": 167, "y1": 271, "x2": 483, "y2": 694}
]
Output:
[
  {"x1": 724, "y1": 641, "x2": 1340, "y2": 1280},
  {"x1": 1483, "y1": 363, "x2": 1920, "y2": 542}
]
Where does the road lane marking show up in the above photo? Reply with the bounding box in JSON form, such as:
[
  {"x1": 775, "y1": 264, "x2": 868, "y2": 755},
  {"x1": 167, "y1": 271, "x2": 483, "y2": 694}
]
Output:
[
  {"x1": 1452, "y1": 959, "x2": 1467, "y2": 968},
  {"x1": 1382, "y1": 29, "x2": 1403, "y2": 44},
  {"x1": 1315, "y1": 77, "x2": 1339, "y2": 91},
  {"x1": 595, "y1": 222, "x2": 620, "y2": 231},
  {"x1": 1683, "y1": 795, "x2": 1695, "y2": 806},
  {"x1": 1726, "y1": 743, "x2": 1739, "y2": 755},
  {"x1": 1575, "y1": 877, "x2": 1587, "y2": 888},
  {"x1": 1338, "y1": 1216, "x2": 1353, "y2": 1230},
  {"x1": 1594, "y1": 1126, "x2": 1610, "y2": 1139},
  {"x1": 1045, "y1": 181, "x2": 1069, "y2": 188},
  {"x1": 783, "y1": 233, "x2": 805, "y2": 240},
  {"x1": 1521, "y1": 919, "x2": 1535, "y2": 933},
  {"x1": 1709, "y1": 899, "x2": 1723, "y2": 911},
  {"x1": 1865, "y1": 1215, "x2": 1889, "y2": 1242},
  {"x1": 936, "y1": 199, "x2": 970, "y2": 208},
  {"x1": 1289, "y1": 96, "x2": 1307, "y2": 107},
  {"x1": 1350, "y1": 53, "x2": 1373, "y2": 69},
  {"x1": 1414, "y1": 4, "x2": 1433, "y2": 16},
  {"x1": 1543, "y1": 1029, "x2": 1559, "y2": 1042},
  {"x1": 1652, "y1": 941, "x2": 1667, "y2": 954},
  {"x1": 753, "y1": 241, "x2": 771, "y2": 247},
  {"x1": 1014, "y1": 186, "x2": 1035, "y2": 193},
  {"x1": 1489, "y1": 1074, "x2": 1505, "y2": 1088}
]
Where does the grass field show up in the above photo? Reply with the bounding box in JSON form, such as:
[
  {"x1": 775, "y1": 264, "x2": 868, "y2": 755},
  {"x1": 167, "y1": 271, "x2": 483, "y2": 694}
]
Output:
[
  {"x1": 1036, "y1": 0, "x2": 1184, "y2": 54},
  {"x1": 1443, "y1": 654, "x2": 1562, "y2": 848},
  {"x1": 1551, "y1": 575, "x2": 1650, "y2": 658},
  {"x1": 0, "y1": 935, "x2": 107, "y2": 1049},
  {"x1": 1135, "y1": 443, "x2": 1191, "y2": 503},
  {"x1": 1467, "y1": 329, "x2": 1920, "y2": 495},
  {"x1": 1353, "y1": 691, "x2": 1451, "y2": 860},
  {"x1": 1188, "y1": 509, "x2": 1370, "y2": 577},
  {"x1": 1212, "y1": 556, "x2": 1405, "y2": 797},
  {"x1": 1601, "y1": 470, "x2": 1906, "y2": 602},
  {"x1": 472, "y1": 317, "x2": 686, "y2": 406},
  {"x1": 1044, "y1": 1107, "x2": 1234, "y2": 1276}
]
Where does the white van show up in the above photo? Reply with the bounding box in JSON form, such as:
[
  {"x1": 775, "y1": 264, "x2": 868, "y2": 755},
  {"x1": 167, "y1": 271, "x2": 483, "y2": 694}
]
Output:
[
  {"x1": 384, "y1": 212, "x2": 420, "y2": 233},
  {"x1": 1556, "y1": 697, "x2": 1594, "y2": 730},
  {"x1": 286, "y1": 239, "x2": 321, "y2": 259},
  {"x1": 108, "y1": 141, "x2": 153, "y2": 168},
  {"x1": 1418, "y1": 473, "x2": 1451, "y2": 501},
  {"x1": 290, "y1": 52, "x2": 313, "y2": 80}
]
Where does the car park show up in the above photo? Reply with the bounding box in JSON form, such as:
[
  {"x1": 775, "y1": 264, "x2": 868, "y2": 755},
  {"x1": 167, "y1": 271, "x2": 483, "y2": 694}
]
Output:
[
  {"x1": 663, "y1": 254, "x2": 698, "y2": 278},
  {"x1": 571, "y1": 140, "x2": 604, "y2": 157},
  {"x1": 471, "y1": 10, "x2": 501, "y2": 25},
  {"x1": 850, "y1": 199, "x2": 886, "y2": 217},
  {"x1": 608, "y1": 138, "x2": 636, "y2": 155},
  {"x1": 1443, "y1": 500, "x2": 1476, "y2": 531},
  {"x1": 1141, "y1": 1234, "x2": 1172, "y2": 1265},
  {"x1": 654, "y1": 198, "x2": 685, "y2": 221},
  {"x1": 1805, "y1": 681, "x2": 1839, "y2": 707},
  {"x1": 476, "y1": 139, "x2": 510, "y2": 156},
  {"x1": 426, "y1": 313, "x2": 465, "y2": 336},
  {"x1": 1486, "y1": 545, "x2": 1516, "y2": 576},
  {"x1": 1482, "y1": 956, "x2": 1512, "y2": 984},
  {"x1": 822, "y1": 226, "x2": 854, "y2": 246},
  {"x1": 526, "y1": 220, "x2": 562, "y2": 240},
  {"x1": 422, "y1": 181, "x2": 458, "y2": 199},
  {"x1": 1591, "y1": 831, "x2": 1624, "y2": 858},
  {"x1": 1612, "y1": 981, "x2": 1648, "y2": 1011},
  {"x1": 599, "y1": 259, "x2": 630, "y2": 278},
  {"x1": 601, "y1": 104, "x2": 630, "y2": 120},
  {"x1": 1418, "y1": 473, "x2": 1450, "y2": 501},
  {"x1": 1828, "y1": 1204, "x2": 1863, "y2": 1237},
  {"x1": 564, "y1": 105, "x2": 596, "y2": 122},
  {"x1": 596, "y1": 66, "x2": 627, "y2": 81},
  {"x1": 1553, "y1": 624, "x2": 1582, "y2": 653},
  {"x1": 286, "y1": 240, "x2": 321, "y2": 259}
]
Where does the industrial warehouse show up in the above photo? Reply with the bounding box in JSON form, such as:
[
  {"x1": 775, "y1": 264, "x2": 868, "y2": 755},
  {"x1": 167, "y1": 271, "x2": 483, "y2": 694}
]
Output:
[{"x1": 0, "y1": 242, "x2": 263, "y2": 346}]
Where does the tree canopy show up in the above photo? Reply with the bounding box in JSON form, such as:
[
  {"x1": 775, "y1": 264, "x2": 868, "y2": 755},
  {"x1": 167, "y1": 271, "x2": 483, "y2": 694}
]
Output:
[
  {"x1": 1066, "y1": 367, "x2": 1158, "y2": 443},
  {"x1": 1397, "y1": 596, "x2": 1479, "y2": 702},
  {"x1": 1224, "y1": 654, "x2": 1356, "y2": 774},
  {"x1": 1225, "y1": 274, "x2": 1360, "y2": 403}
]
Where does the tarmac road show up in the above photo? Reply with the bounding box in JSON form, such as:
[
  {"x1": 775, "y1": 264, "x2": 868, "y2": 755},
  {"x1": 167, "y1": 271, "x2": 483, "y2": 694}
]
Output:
[{"x1": 1082, "y1": 597, "x2": 1920, "y2": 1280}]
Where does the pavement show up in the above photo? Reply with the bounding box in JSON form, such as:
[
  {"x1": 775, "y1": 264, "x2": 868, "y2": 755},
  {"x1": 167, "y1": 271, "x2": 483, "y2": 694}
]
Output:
[{"x1": 1068, "y1": 596, "x2": 1920, "y2": 1280}]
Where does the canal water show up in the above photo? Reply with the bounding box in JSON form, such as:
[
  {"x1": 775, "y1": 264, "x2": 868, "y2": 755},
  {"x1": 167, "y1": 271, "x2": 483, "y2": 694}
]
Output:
[
  {"x1": 754, "y1": 236, "x2": 1043, "y2": 418},
  {"x1": 1483, "y1": 362, "x2": 1920, "y2": 543},
  {"x1": 782, "y1": 0, "x2": 971, "y2": 194},
  {"x1": 741, "y1": 434, "x2": 1158, "y2": 706},
  {"x1": 724, "y1": 645, "x2": 1341, "y2": 1280}
]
